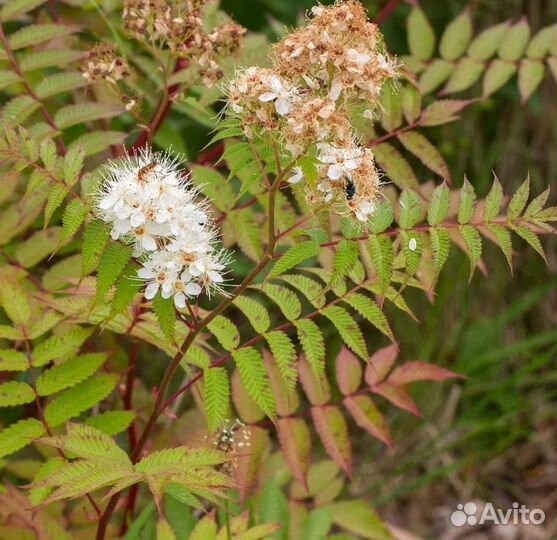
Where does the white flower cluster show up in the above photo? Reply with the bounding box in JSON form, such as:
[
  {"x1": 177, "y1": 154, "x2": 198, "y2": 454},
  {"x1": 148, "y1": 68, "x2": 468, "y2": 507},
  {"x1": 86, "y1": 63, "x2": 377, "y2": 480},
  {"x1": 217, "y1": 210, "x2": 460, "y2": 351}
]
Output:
[
  {"x1": 225, "y1": 0, "x2": 398, "y2": 224},
  {"x1": 97, "y1": 148, "x2": 227, "y2": 307}
]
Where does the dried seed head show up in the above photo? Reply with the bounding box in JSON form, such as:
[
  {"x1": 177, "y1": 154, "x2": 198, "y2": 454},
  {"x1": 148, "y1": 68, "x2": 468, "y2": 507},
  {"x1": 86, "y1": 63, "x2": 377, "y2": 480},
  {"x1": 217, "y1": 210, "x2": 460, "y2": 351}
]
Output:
[{"x1": 81, "y1": 44, "x2": 130, "y2": 83}]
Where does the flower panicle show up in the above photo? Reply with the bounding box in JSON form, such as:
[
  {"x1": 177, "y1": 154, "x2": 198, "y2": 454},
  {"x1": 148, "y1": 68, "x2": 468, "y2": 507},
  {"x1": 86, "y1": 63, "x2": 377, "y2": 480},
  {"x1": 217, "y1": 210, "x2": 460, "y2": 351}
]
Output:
[
  {"x1": 96, "y1": 147, "x2": 229, "y2": 308},
  {"x1": 224, "y1": 0, "x2": 398, "y2": 224}
]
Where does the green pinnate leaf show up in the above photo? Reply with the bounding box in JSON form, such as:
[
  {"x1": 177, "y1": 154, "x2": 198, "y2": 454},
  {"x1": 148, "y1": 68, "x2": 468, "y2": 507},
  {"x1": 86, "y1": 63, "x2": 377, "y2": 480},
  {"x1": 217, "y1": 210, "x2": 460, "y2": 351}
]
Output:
[
  {"x1": 498, "y1": 19, "x2": 531, "y2": 61},
  {"x1": 0, "y1": 381, "x2": 35, "y2": 407},
  {"x1": 398, "y1": 189, "x2": 422, "y2": 229},
  {"x1": 207, "y1": 315, "x2": 240, "y2": 351},
  {"x1": 511, "y1": 224, "x2": 547, "y2": 263},
  {"x1": 330, "y1": 500, "x2": 391, "y2": 540},
  {"x1": 36, "y1": 352, "x2": 107, "y2": 396},
  {"x1": 9, "y1": 24, "x2": 78, "y2": 50},
  {"x1": 507, "y1": 177, "x2": 530, "y2": 220},
  {"x1": 468, "y1": 22, "x2": 509, "y2": 61},
  {"x1": 82, "y1": 220, "x2": 110, "y2": 276},
  {"x1": 321, "y1": 306, "x2": 367, "y2": 360},
  {"x1": 85, "y1": 411, "x2": 135, "y2": 436},
  {"x1": 398, "y1": 131, "x2": 450, "y2": 181},
  {"x1": 255, "y1": 283, "x2": 301, "y2": 321},
  {"x1": 482, "y1": 60, "x2": 517, "y2": 96},
  {"x1": 35, "y1": 71, "x2": 87, "y2": 99},
  {"x1": 54, "y1": 102, "x2": 124, "y2": 129},
  {"x1": 418, "y1": 59, "x2": 454, "y2": 94},
  {"x1": 232, "y1": 347, "x2": 276, "y2": 419},
  {"x1": 39, "y1": 138, "x2": 57, "y2": 172},
  {"x1": 61, "y1": 198, "x2": 88, "y2": 241},
  {"x1": 401, "y1": 83, "x2": 422, "y2": 123},
  {"x1": 96, "y1": 242, "x2": 133, "y2": 298},
  {"x1": 400, "y1": 230, "x2": 422, "y2": 276},
  {"x1": 487, "y1": 224, "x2": 513, "y2": 270},
  {"x1": 63, "y1": 145, "x2": 84, "y2": 187},
  {"x1": 372, "y1": 142, "x2": 419, "y2": 190},
  {"x1": 427, "y1": 182, "x2": 450, "y2": 225},
  {"x1": 526, "y1": 24, "x2": 557, "y2": 58},
  {"x1": 524, "y1": 187, "x2": 551, "y2": 218},
  {"x1": 44, "y1": 184, "x2": 69, "y2": 227},
  {"x1": 439, "y1": 9, "x2": 473, "y2": 60},
  {"x1": 344, "y1": 293, "x2": 394, "y2": 342},
  {"x1": 442, "y1": 57, "x2": 485, "y2": 94},
  {"x1": 369, "y1": 200, "x2": 393, "y2": 234},
  {"x1": 265, "y1": 331, "x2": 297, "y2": 390},
  {"x1": 331, "y1": 240, "x2": 359, "y2": 287},
  {"x1": 278, "y1": 273, "x2": 325, "y2": 309},
  {"x1": 368, "y1": 235, "x2": 393, "y2": 294},
  {"x1": 295, "y1": 319, "x2": 325, "y2": 377},
  {"x1": 429, "y1": 227, "x2": 451, "y2": 277},
  {"x1": 1, "y1": 0, "x2": 47, "y2": 21},
  {"x1": 407, "y1": 6, "x2": 435, "y2": 61},
  {"x1": 31, "y1": 326, "x2": 93, "y2": 367},
  {"x1": 484, "y1": 176, "x2": 503, "y2": 221},
  {"x1": 204, "y1": 367, "x2": 230, "y2": 433},
  {"x1": 0, "y1": 349, "x2": 28, "y2": 371},
  {"x1": 379, "y1": 83, "x2": 402, "y2": 131},
  {"x1": 40, "y1": 423, "x2": 131, "y2": 465},
  {"x1": 0, "y1": 277, "x2": 31, "y2": 326},
  {"x1": 518, "y1": 59, "x2": 544, "y2": 103},
  {"x1": 0, "y1": 418, "x2": 45, "y2": 459},
  {"x1": 460, "y1": 224, "x2": 483, "y2": 278},
  {"x1": 268, "y1": 241, "x2": 320, "y2": 279},
  {"x1": 458, "y1": 177, "x2": 476, "y2": 224},
  {"x1": 44, "y1": 374, "x2": 118, "y2": 427},
  {"x1": 153, "y1": 295, "x2": 176, "y2": 344},
  {"x1": 234, "y1": 295, "x2": 270, "y2": 333}
]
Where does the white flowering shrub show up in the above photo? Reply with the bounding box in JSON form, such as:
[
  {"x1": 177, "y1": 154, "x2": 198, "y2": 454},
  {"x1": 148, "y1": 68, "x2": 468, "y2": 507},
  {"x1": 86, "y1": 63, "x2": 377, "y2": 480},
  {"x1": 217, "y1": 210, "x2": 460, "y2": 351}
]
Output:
[{"x1": 0, "y1": 0, "x2": 555, "y2": 538}]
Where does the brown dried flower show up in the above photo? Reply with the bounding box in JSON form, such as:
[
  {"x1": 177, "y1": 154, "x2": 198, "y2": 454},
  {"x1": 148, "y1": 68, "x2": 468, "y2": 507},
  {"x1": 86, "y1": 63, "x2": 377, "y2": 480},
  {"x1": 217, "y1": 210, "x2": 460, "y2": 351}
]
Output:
[{"x1": 81, "y1": 44, "x2": 130, "y2": 84}]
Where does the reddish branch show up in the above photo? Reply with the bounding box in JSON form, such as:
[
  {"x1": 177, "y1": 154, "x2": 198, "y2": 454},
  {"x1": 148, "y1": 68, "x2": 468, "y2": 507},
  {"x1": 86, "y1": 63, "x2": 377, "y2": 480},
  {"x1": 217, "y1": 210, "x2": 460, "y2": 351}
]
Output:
[{"x1": 374, "y1": 0, "x2": 404, "y2": 25}]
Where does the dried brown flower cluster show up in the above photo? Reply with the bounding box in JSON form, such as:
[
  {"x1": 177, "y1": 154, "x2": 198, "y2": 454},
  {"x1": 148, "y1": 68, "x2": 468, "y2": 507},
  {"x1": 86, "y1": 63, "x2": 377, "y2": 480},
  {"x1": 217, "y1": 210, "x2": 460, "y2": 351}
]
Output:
[
  {"x1": 226, "y1": 0, "x2": 398, "y2": 223},
  {"x1": 81, "y1": 44, "x2": 140, "y2": 112},
  {"x1": 122, "y1": 0, "x2": 246, "y2": 86},
  {"x1": 81, "y1": 44, "x2": 130, "y2": 85}
]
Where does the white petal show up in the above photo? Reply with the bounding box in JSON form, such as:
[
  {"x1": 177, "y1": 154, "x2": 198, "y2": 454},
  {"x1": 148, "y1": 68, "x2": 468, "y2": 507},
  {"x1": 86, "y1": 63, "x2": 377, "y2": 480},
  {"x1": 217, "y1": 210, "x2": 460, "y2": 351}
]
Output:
[
  {"x1": 207, "y1": 270, "x2": 224, "y2": 283},
  {"x1": 327, "y1": 164, "x2": 344, "y2": 180},
  {"x1": 185, "y1": 282, "x2": 202, "y2": 296},
  {"x1": 137, "y1": 267, "x2": 155, "y2": 279},
  {"x1": 275, "y1": 98, "x2": 290, "y2": 116},
  {"x1": 142, "y1": 235, "x2": 157, "y2": 251},
  {"x1": 259, "y1": 92, "x2": 277, "y2": 102},
  {"x1": 174, "y1": 292, "x2": 186, "y2": 308},
  {"x1": 144, "y1": 282, "x2": 159, "y2": 299}
]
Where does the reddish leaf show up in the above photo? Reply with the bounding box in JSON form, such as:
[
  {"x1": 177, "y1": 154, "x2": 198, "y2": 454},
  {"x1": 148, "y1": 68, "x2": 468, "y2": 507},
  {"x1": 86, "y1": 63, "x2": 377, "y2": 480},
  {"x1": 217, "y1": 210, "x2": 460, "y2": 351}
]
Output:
[
  {"x1": 299, "y1": 355, "x2": 330, "y2": 406},
  {"x1": 235, "y1": 425, "x2": 269, "y2": 502},
  {"x1": 263, "y1": 349, "x2": 299, "y2": 416},
  {"x1": 371, "y1": 383, "x2": 421, "y2": 416},
  {"x1": 335, "y1": 347, "x2": 363, "y2": 396},
  {"x1": 311, "y1": 405, "x2": 352, "y2": 477},
  {"x1": 277, "y1": 417, "x2": 311, "y2": 489},
  {"x1": 419, "y1": 99, "x2": 474, "y2": 126},
  {"x1": 365, "y1": 344, "x2": 399, "y2": 386},
  {"x1": 231, "y1": 369, "x2": 265, "y2": 424},
  {"x1": 343, "y1": 395, "x2": 393, "y2": 448},
  {"x1": 387, "y1": 361, "x2": 465, "y2": 385}
]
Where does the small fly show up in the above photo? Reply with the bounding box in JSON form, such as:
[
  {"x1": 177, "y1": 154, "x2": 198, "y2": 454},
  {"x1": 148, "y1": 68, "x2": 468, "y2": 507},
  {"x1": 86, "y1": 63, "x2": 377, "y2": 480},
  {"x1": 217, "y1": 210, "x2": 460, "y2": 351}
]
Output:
[{"x1": 137, "y1": 162, "x2": 157, "y2": 183}]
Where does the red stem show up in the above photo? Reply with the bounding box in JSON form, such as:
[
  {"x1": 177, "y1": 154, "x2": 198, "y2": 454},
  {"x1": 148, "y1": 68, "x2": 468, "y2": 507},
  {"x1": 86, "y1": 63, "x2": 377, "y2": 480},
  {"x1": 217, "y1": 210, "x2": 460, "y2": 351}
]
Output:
[{"x1": 374, "y1": 0, "x2": 404, "y2": 25}]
